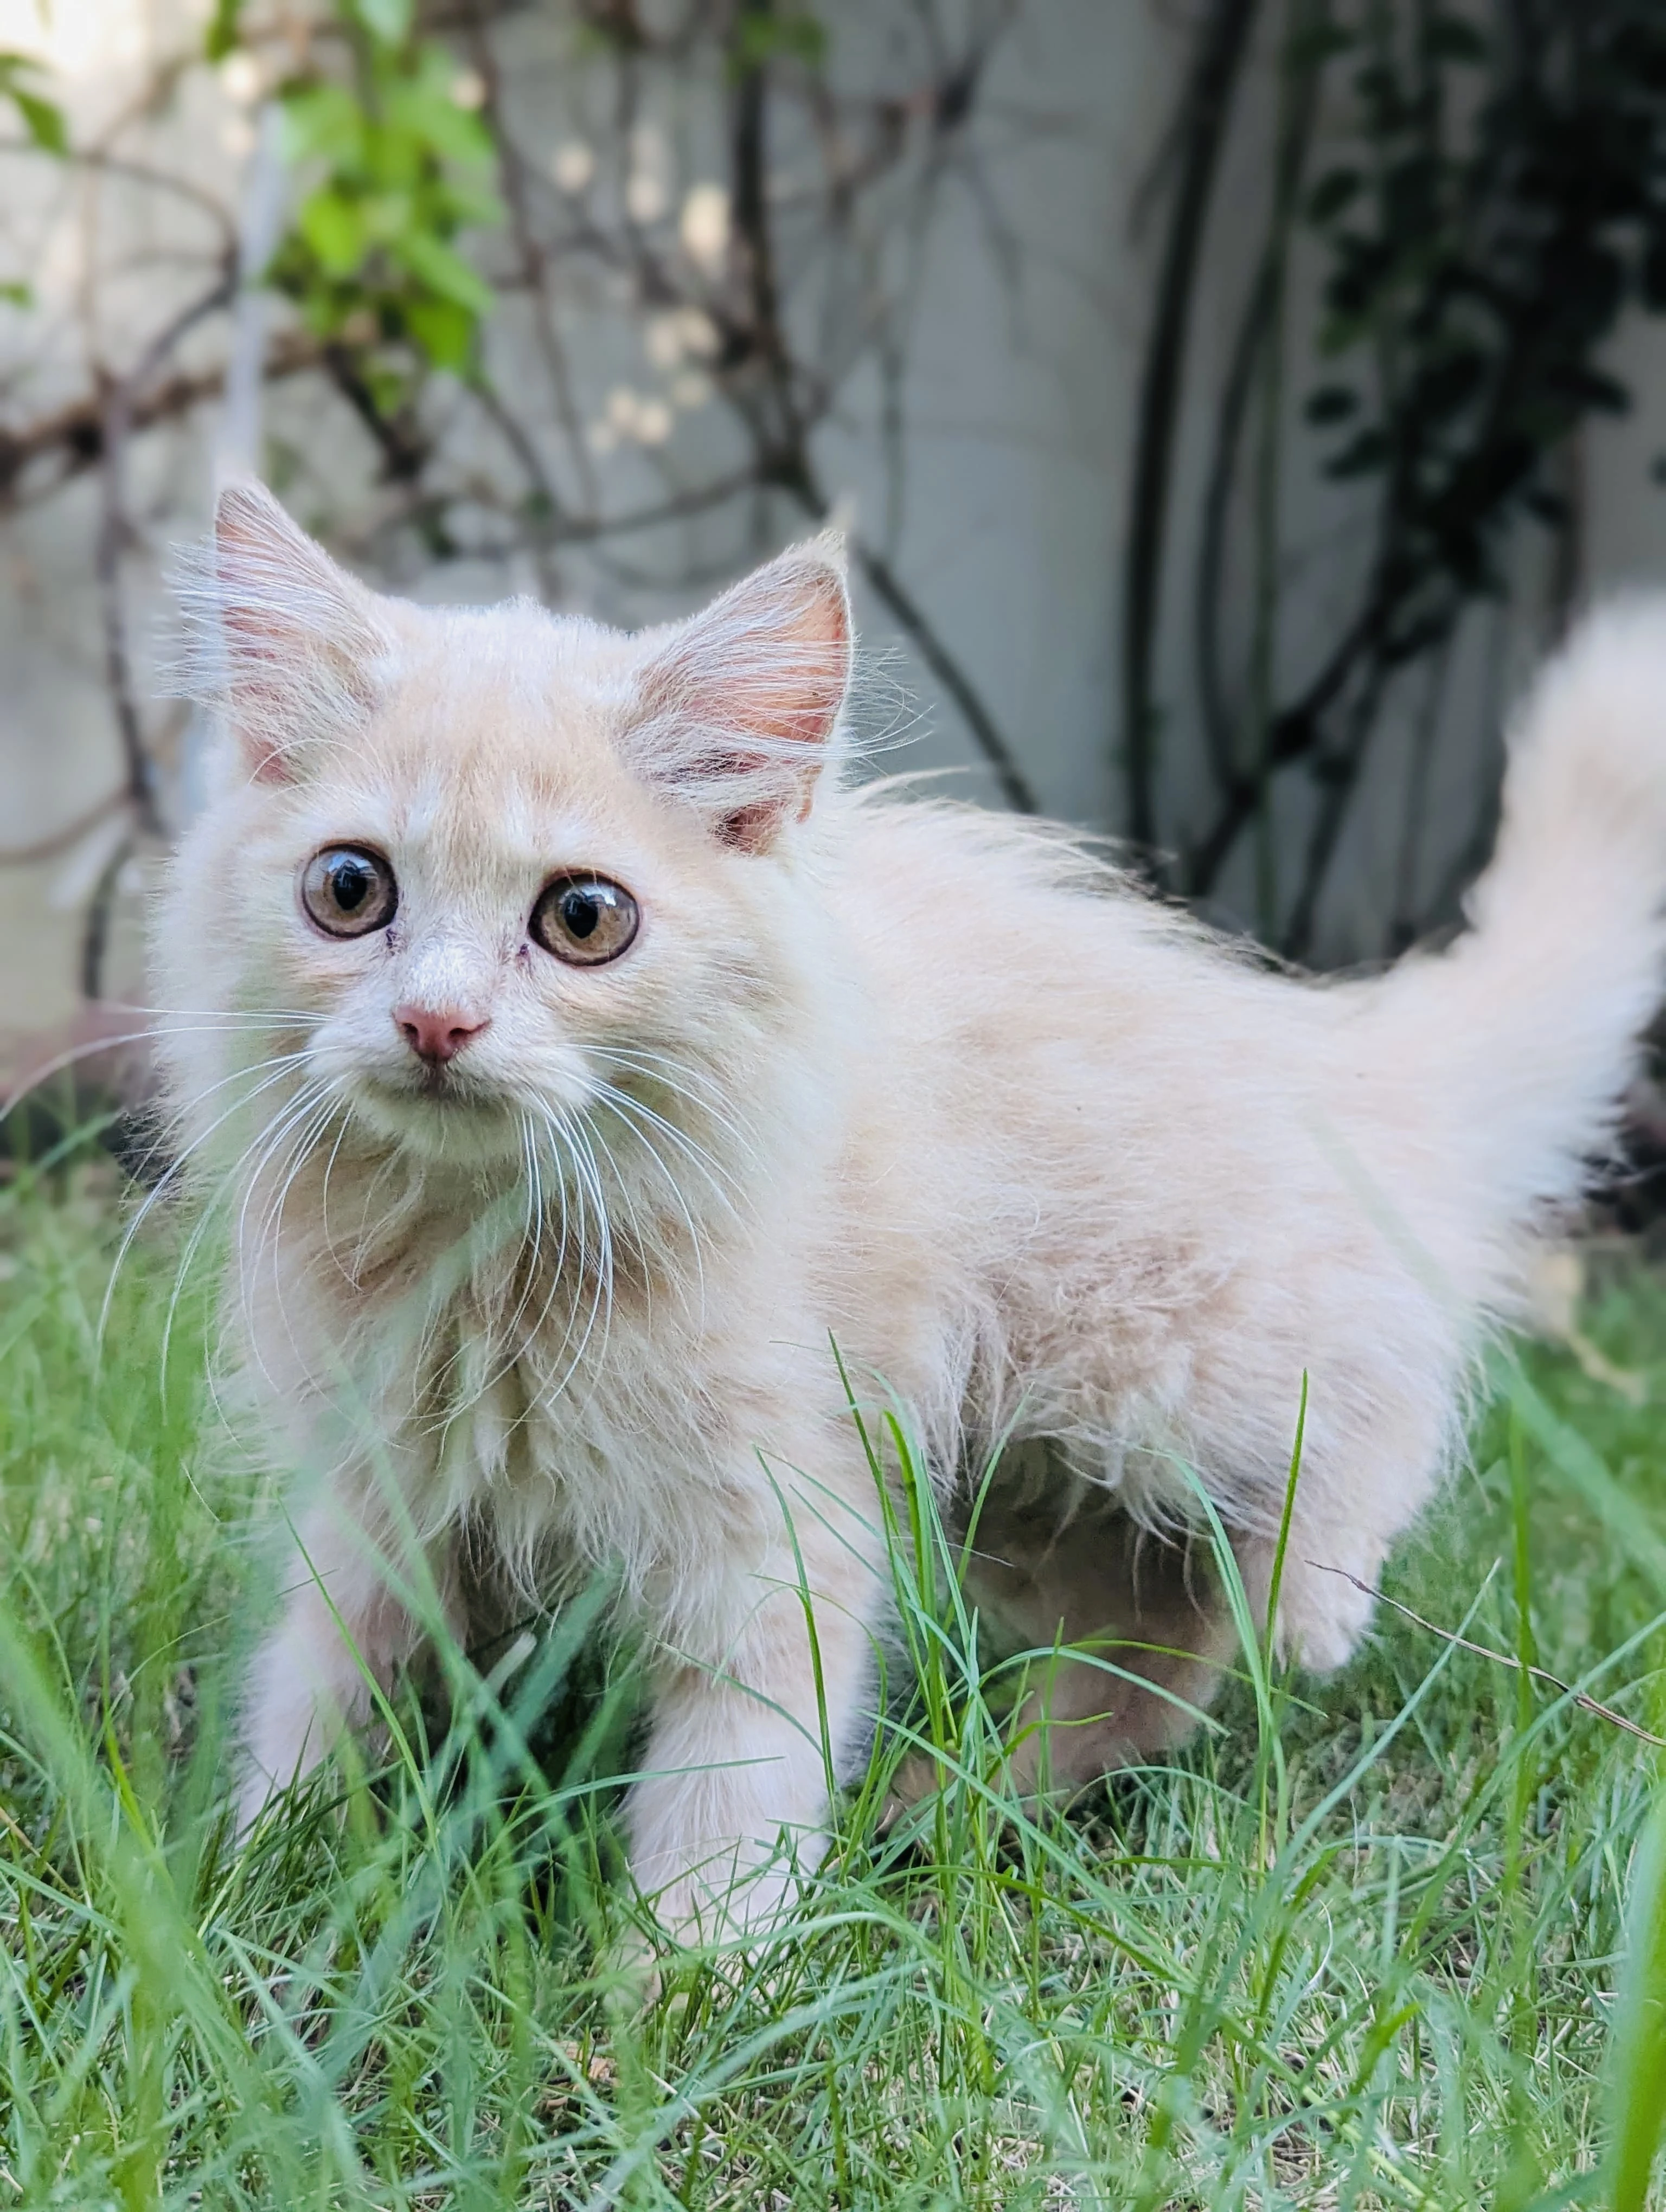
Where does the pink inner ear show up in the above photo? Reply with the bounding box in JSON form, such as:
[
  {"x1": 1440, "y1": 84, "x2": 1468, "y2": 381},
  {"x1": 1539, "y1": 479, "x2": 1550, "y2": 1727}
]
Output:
[
  {"x1": 624, "y1": 539, "x2": 855, "y2": 851},
  {"x1": 654, "y1": 557, "x2": 851, "y2": 754},
  {"x1": 736, "y1": 564, "x2": 850, "y2": 749},
  {"x1": 207, "y1": 484, "x2": 385, "y2": 783}
]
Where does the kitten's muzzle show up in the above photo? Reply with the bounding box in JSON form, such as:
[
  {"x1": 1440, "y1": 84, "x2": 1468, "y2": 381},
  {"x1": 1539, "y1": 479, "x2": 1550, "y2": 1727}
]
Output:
[{"x1": 393, "y1": 1002, "x2": 492, "y2": 1067}]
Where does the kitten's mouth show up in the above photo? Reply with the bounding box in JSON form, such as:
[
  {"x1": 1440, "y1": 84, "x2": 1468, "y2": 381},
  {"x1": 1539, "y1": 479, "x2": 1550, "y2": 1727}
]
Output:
[
  {"x1": 350, "y1": 1065, "x2": 520, "y2": 1163},
  {"x1": 367, "y1": 1052, "x2": 497, "y2": 1102}
]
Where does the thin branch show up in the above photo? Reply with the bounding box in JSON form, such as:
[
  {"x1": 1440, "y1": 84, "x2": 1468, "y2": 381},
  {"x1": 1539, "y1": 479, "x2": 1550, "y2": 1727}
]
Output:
[
  {"x1": 1308, "y1": 1560, "x2": 1666, "y2": 1749},
  {"x1": 1195, "y1": 254, "x2": 1276, "y2": 791},
  {"x1": 774, "y1": 458, "x2": 1036, "y2": 810},
  {"x1": 463, "y1": 0, "x2": 595, "y2": 513},
  {"x1": 0, "y1": 326, "x2": 323, "y2": 509},
  {"x1": 1280, "y1": 660, "x2": 1391, "y2": 960},
  {"x1": 0, "y1": 789, "x2": 129, "y2": 867},
  {"x1": 95, "y1": 272, "x2": 237, "y2": 839},
  {"x1": 1119, "y1": 0, "x2": 1261, "y2": 856},
  {"x1": 321, "y1": 340, "x2": 430, "y2": 483},
  {"x1": 79, "y1": 836, "x2": 133, "y2": 1004},
  {"x1": 850, "y1": 535, "x2": 1037, "y2": 813},
  {"x1": 1183, "y1": 592, "x2": 1390, "y2": 898}
]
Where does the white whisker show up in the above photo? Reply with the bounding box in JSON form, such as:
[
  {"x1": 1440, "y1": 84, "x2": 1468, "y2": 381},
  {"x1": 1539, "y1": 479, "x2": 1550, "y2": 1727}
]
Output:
[{"x1": 99, "y1": 1050, "x2": 315, "y2": 1353}]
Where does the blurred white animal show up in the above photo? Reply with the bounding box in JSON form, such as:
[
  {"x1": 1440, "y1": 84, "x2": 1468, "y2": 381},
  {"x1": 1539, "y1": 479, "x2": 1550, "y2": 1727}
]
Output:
[{"x1": 152, "y1": 483, "x2": 1666, "y2": 1934}]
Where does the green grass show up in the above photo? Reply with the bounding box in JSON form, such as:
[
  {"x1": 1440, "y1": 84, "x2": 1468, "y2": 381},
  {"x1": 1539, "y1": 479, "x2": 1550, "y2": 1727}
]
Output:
[{"x1": 4, "y1": 1147, "x2": 1666, "y2": 2208}]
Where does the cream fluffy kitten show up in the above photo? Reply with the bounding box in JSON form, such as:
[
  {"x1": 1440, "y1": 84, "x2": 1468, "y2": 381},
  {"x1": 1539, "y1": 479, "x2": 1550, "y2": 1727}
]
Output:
[{"x1": 153, "y1": 484, "x2": 1666, "y2": 1938}]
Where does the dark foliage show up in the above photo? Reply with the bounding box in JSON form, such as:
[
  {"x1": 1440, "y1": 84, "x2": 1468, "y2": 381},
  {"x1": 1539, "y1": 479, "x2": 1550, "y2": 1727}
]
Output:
[{"x1": 1131, "y1": 0, "x2": 1666, "y2": 956}]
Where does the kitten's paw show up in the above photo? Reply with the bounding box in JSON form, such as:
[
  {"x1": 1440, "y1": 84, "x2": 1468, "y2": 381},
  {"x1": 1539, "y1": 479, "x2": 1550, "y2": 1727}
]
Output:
[
  {"x1": 608, "y1": 1924, "x2": 665, "y2": 2011},
  {"x1": 1274, "y1": 1554, "x2": 1377, "y2": 1673},
  {"x1": 880, "y1": 1752, "x2": 947, "y2": 1829}
]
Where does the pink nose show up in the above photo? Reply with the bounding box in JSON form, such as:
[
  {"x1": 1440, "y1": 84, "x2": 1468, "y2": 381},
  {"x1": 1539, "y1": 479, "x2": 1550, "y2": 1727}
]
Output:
[{"x1": 394, "y1": 1005, "x2": 490, "y2": 1066}]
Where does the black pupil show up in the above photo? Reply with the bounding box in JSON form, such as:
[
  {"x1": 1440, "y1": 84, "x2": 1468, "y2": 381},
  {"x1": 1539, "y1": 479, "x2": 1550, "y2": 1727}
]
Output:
[
  {"x1": 332, "y1": 858, "x2": 370, "y2": 912},
  {"x1": 561, "y1": 888, "x2": 600, "y2": 939}
]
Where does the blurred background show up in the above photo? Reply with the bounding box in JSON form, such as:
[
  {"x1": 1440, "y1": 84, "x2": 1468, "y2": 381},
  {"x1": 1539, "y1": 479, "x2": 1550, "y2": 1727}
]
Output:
[{"x1": 5, "y1": 0, "x2": 1666, "y2": 1065}]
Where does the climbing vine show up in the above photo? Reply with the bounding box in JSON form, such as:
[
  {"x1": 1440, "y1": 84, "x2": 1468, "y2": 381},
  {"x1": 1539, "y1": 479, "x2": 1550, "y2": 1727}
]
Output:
[
  {"x1": 0, "y1": 0, "x2": 1036, "y2": 998},
  {"x1": 1129, "y1": 0, "x2": 1666, "y2": 956}
]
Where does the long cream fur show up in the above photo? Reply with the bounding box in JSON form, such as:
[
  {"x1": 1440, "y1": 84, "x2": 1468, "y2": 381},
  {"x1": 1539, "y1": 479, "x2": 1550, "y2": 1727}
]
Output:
[{"x1": 152, "y1": 484, "x2": 1666, "y2": 1935}]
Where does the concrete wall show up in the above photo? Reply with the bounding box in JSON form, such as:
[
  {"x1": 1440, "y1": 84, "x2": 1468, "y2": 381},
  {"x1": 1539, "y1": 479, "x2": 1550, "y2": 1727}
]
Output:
[{"x1": 4, "y1": 0, "x2": 1665, "y2": 1038}]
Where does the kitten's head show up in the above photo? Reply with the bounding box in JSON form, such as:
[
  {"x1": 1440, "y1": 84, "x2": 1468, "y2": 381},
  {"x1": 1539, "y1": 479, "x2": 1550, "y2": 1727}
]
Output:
[{"x1": 161, "y1": 484, "x2": 854, "y2": 1177}]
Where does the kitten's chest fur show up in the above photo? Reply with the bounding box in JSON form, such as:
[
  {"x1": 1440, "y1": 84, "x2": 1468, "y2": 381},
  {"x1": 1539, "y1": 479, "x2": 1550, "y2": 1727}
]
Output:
[{"x1": 270, "y1": 1173, "x2": 796, "y2": 1611}]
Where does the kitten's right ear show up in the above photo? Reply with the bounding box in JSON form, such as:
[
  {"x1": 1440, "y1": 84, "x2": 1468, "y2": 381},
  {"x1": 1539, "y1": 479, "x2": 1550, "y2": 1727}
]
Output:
[{"x1": 182, "y1": 483, "x2": 393, "y2": 783}]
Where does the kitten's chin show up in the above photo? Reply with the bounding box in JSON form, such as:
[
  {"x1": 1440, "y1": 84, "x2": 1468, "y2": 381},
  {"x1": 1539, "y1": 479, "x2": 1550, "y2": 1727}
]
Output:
[{"x1": 349, "y1": 1079, "x2": 522, "y2": 1168}]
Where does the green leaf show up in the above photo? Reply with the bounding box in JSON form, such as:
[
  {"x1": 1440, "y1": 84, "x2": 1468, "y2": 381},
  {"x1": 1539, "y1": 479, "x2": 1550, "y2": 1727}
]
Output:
[
  {"x1": 403, "y1": 294, "x2": 473, "y2": 371},
  {"x1": 393, "y1": 229, "x2": 493, "y2": 317},
  {"x1": 203, "y1": 0, "x2": 244, "y2": 61},
  {"x1": 11, "y1": 87, "x2": 65, "y2": 155},
  {"x1": 1325, "y1": 427, "x2": 1389, "y2": 479},
  {"x1": 280, "y1": 81, "x2": 363, "y2": 167},
  {"x1": 359, "y1": 189, "x2": 415, "y2": 246},
  {"x1": 362, "y1": 115, "x2": 422, "y2": 193},
  {"x1": 732, "y1": 9, "x2": 825, "y2": 72},
  {"x1": 361, "y1": 359, "x2": 409, "y2": 416},
  {"x1": 1306, "y1": 168, "x2": 1360, "y2": 226},
  {"x1": 0, "y1": 279, "x2": 32, "y2": 306},
  {"x1": 434, "y1": 176, "x2": 507, "y2": 232},
  {"x1": 297, "y1": 188, "x2": 367, "y2": 278},
  {"x1": 383, "y1": 78, "x2": 495, "y2": 169},
  {"x1": 355, "y1": 0, "x2": 414, "y2": 47},
  {"x1": 0, "y1": 52, "x2": 67, "y2": 155}
]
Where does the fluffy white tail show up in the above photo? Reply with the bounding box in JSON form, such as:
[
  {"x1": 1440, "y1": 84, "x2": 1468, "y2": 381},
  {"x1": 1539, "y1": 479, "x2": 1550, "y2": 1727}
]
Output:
[{"x1": 1366, "y1": 598, "x2": 1666, "y2": 1268}]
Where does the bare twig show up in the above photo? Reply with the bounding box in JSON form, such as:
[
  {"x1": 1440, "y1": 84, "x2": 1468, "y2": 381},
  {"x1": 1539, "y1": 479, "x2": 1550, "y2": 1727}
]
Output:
[
  {"x1": 464, "y1": 2, "x2": 594, "y2": 515},
  {"x1": 1119, "y1": 0, "x2": 1261, "y2": 857},
  {"x1": 79, "y1": 835, "x2": 132, "y2": 1002},
  {"x1": 1195, "y1": 255, "x2": 1276, "y2": 792},
  {"x1": 95, "y1": 272, "x2": 237, "y2": 839},
  {"x1": 0, "y1": 789, "x2": 128, "y2": 867},
  {"x1": 0, "y1": 326, "x2": 324, "y2": 509},
  {"x1": 1308, "y1": 1560, "x2": 1666, "y2": 1749},
  {"x1": 850, "y1": 535, "x2": 1037, "y2": 813}
]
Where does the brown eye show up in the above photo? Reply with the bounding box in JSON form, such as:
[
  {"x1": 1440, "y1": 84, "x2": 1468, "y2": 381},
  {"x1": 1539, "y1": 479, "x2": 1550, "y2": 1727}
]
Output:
[
  {"x1": 300, "y1": 846, "x2": 398, "y2": 938},
  {"x1": 530, "y1": 873, "x2": 639, "y2": 966}
]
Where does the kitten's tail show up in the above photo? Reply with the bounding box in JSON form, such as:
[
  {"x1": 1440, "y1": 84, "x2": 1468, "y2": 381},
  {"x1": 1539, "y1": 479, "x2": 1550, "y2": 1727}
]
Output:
[{"x1": 1367, "y1": 597, "x2": 1666, "y2": 1258}]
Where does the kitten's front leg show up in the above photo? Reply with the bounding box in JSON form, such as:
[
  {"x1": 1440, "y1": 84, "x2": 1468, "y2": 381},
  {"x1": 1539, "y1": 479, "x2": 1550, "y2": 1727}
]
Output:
[
  {"x1": 235, "y1": 1499, "x2": 441, "y2": 1834},
  {"x1": 626, "y1": 1489, "x2": 881, "y2": 1945}
]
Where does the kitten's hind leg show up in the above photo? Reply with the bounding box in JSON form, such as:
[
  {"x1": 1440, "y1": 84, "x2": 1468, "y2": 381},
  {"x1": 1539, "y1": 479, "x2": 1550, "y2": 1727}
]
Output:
[
  {"x1": 235, "y1": 1500, "x2": 447, "y2": 1834},
  {"x1": 954, "y1": 1458, "x2": 1242, "y2": 1796}
]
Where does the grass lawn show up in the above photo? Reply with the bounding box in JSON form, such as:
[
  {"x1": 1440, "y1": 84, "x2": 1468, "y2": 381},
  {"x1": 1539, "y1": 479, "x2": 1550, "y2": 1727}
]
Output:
[{"x1": 4, "y1": 1146, "x2": 1666, "y2": 2209}]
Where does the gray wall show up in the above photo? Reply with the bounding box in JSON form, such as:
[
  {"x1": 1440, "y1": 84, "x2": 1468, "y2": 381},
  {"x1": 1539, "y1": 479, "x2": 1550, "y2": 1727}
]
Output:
[{"x1": 4, "y1": 1, "x2": 1665, "y2": 1040}]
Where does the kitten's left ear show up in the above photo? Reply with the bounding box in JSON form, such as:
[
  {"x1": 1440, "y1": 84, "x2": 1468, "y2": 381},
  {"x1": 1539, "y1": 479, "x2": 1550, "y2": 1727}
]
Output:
[
  {"x1": 627, "y1": 535, "x2": 853, "y2": 851},
  {"x1": 181, "y1": 482, "x2": 394, "y2": 784}
]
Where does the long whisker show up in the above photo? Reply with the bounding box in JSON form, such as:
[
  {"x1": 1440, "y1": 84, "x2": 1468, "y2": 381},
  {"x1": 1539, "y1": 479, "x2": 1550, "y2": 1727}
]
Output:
[
  {"x1": 514, "y1": 1105, "x2": 579, "y2": 1382},
  {"x1": 156, "y1": 1066, "x2": 330, "y2": 1397},
  {"x1": 445, "y1": 1111, "x2": 547, "y2": 1417},
  {"x1": 1, "y1": 1010, "x2": 319, "y2": 1123},
  {"x1": 232, "y1": 1081, "x2": 336, "y2": 1394},
  {"x1": 588, "y1": 1043, "x2": 759, "y2": 1163},
  {"x1": 589, "y1": 1092, "x2": 710, "y2": 1322},
  {"x1": 99, "y1": 1051, "x2": 315, "y2": 1351},
  {"x1": 248, "y1": 1089, "x2": 343, "y2": 1392},
  {"x1": 519, "y1": 1104, "x2": 606, "y2": 1411},
  {"x1": 561, "y1": 1109, "x2": 615, "y2": 1387},
  {"x1": 316, "y1": 1110, "x2": 354, "y2": 1279},
  {"x1": 590, "y1": 1078, "x2": 739, "y2": 1214}
]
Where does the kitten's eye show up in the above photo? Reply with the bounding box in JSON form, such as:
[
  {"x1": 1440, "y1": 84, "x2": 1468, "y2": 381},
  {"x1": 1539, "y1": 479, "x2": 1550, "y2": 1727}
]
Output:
[
  {"x1": 530, "y1": 873, "x2": 639, "y2": 966},
  {"x1": 300, "y1": 846, "x2": 398, "y2": 938}
]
